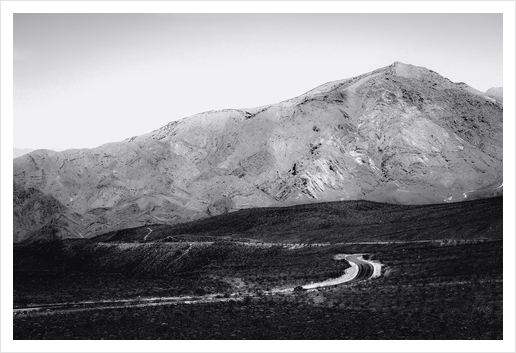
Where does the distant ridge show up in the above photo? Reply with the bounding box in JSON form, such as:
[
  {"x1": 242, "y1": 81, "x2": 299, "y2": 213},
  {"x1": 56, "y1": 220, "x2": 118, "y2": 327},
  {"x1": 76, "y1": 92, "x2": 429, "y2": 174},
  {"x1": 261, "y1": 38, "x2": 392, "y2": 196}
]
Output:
[
  {"x1": 485, "y1": 87, "x2": 503, "y2": 103},
  {"x1": 13, "y1": 148, "x2": 33, "y2": 158}
]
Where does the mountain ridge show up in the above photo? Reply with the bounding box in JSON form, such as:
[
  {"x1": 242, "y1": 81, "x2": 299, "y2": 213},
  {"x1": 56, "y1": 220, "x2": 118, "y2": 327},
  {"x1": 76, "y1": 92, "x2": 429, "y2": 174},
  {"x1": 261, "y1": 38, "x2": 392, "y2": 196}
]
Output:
[{"x1": 13, "y1": 62, "x2": 503, "y2": 242}]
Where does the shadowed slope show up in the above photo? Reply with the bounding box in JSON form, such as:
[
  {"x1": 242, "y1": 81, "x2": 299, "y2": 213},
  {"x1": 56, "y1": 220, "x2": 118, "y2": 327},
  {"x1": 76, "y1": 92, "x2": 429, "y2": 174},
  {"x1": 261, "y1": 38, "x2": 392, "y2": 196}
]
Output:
[{"x1": 94, "y1": 196, "x2": 503, "y2": 244}]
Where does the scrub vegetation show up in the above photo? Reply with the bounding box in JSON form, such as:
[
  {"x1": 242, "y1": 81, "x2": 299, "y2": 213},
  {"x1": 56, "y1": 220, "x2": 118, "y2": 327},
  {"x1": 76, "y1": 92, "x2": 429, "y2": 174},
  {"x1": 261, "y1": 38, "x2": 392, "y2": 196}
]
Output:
[{"x1": 14, "y1": 196, "x2": 503, "y2": 340}]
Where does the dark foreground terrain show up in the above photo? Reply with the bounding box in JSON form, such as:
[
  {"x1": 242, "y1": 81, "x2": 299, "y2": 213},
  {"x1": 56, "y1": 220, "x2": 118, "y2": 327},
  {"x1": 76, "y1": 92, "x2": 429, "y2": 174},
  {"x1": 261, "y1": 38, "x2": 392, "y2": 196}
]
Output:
[{"x1": 14, "y1": 197, "x2": 503, "y2": 340}]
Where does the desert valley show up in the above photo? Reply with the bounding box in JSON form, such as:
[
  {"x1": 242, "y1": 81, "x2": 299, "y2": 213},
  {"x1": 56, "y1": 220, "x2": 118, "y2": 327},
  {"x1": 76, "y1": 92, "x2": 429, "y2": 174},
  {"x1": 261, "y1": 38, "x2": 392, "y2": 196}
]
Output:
[{"x1": 13, "y1": 62, "x2": 503, "y2": 340}]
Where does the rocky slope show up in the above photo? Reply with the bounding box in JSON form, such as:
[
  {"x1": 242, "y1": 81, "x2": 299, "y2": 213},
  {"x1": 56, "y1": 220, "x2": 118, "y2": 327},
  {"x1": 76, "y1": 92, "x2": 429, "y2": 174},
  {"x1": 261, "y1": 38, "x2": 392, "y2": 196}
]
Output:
[
  {"x1": 13, "y1": 183, "x2": 85, "y2": 242},
  {"x1": 13, "y1": 62, "x2": 503, "y2": 241}
]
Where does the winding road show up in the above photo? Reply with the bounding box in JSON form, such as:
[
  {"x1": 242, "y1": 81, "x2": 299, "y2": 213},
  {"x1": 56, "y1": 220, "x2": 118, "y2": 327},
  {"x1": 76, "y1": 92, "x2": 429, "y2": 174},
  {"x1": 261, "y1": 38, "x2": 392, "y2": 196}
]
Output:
[
  {"x1": 13, "y1": 253, "x2": 378, "y2": 315},
  {"x1": 143, "y1": 227, "x2": 153, "y2": 242}
]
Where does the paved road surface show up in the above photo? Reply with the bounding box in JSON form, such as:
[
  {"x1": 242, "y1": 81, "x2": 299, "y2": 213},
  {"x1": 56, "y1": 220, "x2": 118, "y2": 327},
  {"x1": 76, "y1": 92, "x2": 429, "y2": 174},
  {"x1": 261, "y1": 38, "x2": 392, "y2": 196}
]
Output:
[
  {"x1": 13, "y1": 253, "x2": 377, "y2": 315},
  {"x1": 345, "y1": 255, "x2": 375, "y2": 283}
]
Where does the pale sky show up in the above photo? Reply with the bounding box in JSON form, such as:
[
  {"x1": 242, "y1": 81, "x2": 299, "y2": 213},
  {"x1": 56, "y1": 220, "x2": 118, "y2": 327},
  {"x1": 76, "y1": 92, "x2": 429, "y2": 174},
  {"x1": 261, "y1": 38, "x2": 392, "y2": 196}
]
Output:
[{"x1": 14, "y1": 13, "x2": 503, "y2": 150}]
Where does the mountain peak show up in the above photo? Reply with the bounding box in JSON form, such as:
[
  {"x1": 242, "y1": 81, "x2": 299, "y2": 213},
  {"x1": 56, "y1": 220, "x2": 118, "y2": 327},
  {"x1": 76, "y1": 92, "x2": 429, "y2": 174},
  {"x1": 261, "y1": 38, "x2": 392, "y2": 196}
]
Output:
[
  {"x1": 387, "y1": 61, "x2": 432, "y2": 79},
  {"x1": 390, "y1": 60, "x2": 410, "y2": 67}
]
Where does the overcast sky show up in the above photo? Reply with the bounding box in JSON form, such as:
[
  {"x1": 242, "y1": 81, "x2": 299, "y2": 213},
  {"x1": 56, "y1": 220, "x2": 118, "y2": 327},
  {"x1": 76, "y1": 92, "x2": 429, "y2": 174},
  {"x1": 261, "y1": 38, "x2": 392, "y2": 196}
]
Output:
[{"x1": 14, "y1": 13, "x2": 503, "y2": 150}]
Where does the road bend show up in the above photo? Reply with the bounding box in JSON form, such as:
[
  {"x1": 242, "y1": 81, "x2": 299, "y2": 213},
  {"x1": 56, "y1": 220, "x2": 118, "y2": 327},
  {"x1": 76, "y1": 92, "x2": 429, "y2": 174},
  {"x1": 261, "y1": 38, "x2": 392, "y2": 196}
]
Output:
[
  {"x1": 345, "y1": 255, "x2": 375, "y2": 283},
  {"x1": 13, "y1": 253, "x2": 378, "y2": 315}
]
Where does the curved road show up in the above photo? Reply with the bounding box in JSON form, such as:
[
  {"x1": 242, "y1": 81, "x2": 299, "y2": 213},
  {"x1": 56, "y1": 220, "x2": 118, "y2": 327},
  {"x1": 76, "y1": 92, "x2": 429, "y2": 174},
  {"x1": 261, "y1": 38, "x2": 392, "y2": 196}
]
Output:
[
  {"x1": 297, "y1": 254, "x2": 376, "y2": 291},
  {"x1": 14, "y1": 253, "x2": 378, "y2": 314},
  {"x1": 345, "y1": 255, "x2": 375, "y2": 283}
]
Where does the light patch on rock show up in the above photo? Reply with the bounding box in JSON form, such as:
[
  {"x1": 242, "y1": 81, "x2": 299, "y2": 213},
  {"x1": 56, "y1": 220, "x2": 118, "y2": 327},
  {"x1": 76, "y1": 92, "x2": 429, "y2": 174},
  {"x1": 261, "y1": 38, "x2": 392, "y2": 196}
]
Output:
[
  {"x1": 369, "y1": 158, "x2": 380, "y2": 171},
  {"x1": 454, "y1": 133, "x2": 466, "y2": 144},
  {"x1": 171, "y1": 141, "x2": 189, "y2": 156}
]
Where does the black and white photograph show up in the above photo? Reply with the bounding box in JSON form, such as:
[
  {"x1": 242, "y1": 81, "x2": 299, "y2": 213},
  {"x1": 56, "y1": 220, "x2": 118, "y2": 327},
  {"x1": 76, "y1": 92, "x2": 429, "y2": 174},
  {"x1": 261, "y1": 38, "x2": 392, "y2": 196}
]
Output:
[{"x1": 2, "y1": 1, "x2": 515, "y2": 351}]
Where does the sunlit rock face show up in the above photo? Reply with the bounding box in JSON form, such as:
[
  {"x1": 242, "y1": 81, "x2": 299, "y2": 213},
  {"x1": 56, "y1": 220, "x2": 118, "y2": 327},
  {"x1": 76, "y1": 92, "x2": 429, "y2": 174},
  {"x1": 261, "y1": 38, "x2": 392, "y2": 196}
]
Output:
[{"x1": 13, "y1": 62, "x2": 503, "y2": 241}]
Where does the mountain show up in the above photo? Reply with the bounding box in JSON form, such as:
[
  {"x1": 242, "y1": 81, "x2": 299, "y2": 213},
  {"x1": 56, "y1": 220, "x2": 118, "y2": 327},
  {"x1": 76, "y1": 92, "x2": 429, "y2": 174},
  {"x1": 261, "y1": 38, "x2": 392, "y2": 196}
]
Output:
[
  {"x1": 13, "y1": 182, "x2": 85, "y2": 243},
  {"x1": 485, "y1": 87, "x2": 503, "y2": 103},
  {"x1": 13, "y1": 62, "x2": 503, "y2": 242},
  {"x1": 13, "y1": 148, "x2": 34, "y2": 158}
]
